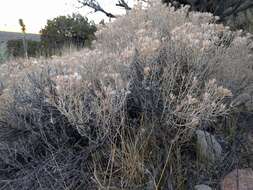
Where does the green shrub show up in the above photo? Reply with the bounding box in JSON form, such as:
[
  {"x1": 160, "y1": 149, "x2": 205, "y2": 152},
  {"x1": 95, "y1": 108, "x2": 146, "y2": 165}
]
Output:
[
  {"x1": 7, "y1": 39, "x2": 41, "y2": 57},
  {"x1": 40, "y1": 13, "x2": 97, "y2": 56}
]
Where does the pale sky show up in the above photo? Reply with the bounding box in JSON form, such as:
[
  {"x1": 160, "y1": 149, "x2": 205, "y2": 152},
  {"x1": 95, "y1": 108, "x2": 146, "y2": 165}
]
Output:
[{"x1": 0, "y1": 0, "x2": 133, "y2": 34}]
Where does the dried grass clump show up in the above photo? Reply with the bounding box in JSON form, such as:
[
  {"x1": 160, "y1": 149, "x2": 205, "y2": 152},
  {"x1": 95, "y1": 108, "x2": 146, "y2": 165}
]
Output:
[{"x1": 0, "y1": 1, "x2": 252, "y2": 189}]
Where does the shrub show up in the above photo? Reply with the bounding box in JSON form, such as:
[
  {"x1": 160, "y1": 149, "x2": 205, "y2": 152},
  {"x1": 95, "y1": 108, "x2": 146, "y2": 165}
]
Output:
[
  {"x1": 7, "y1": 39, "x2": 41, "y2": 57},
  {"x1": 40, "y1": 14, "x2": 97, "y2": 56},
  {"x1": 0, "y1": 43, "x2": 8, "y2": 63},
  {"x1": 0, "y1": 1, "x2": 252, "y2": 189}
]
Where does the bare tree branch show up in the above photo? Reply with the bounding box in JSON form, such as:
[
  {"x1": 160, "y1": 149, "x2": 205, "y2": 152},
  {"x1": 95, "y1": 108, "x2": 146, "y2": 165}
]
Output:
[
  {"x1": 116, "y1": 0, "x2": 132, "y2": 10},
  {"x1": 78, "y1": 0, "x2": 117, "y2": 18},
  {"x1": 78, "y1": 0, "x2": 135, "y2": 18}
]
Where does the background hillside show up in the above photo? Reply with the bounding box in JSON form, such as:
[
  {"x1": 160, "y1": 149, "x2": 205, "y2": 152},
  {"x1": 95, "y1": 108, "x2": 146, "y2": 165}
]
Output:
[
  {"x1": 0, "y1": 31, "x2": 40, "y2": 44},
  {"x1": 0, "y1": 31, "x2": 40, "y2": 59}
]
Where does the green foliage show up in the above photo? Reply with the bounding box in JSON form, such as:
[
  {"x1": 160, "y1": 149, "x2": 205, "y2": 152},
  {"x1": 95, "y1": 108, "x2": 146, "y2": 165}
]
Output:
[
  {"x1": 40, "y1": 14, "x2": 97, "y2": 56},
  {"x1": 7, "y1": 39, "x2": 41, "y2": 58},
  {"x1": 0, "y1": 43, "x2": 8, "y2": 63}
]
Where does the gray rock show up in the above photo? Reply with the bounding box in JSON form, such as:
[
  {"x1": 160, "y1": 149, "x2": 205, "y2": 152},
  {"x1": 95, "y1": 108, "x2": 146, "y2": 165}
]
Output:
[
  {"x1": 195, "y1": 184, "x2": 212, "y2": 190},
  {"x1": 222, "y1": 168, "x2": 253, "y2": 190},
  {"x1": 196, "y1": 130, "x2": 222, "y2": 161}
]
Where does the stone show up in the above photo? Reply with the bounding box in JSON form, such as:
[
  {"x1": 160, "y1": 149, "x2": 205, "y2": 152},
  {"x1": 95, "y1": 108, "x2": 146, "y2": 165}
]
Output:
[
  {"x1": 195, "y1": 184, "x2": 212, "y2": 190},
  {"x1": 196, "y1": 130, "x2": 222, "y2": 161},
  {"x1": 222, "y1": 168, "x2": 253, "y2": 190}
]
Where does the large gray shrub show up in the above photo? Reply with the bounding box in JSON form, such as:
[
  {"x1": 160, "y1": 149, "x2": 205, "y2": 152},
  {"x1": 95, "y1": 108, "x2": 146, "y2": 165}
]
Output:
[{"x1": 0, "y1": 1, "x2": 252, "y2": 189}]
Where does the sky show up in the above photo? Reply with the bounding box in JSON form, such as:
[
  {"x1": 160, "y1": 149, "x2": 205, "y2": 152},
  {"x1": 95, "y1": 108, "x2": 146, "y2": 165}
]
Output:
[{"x1": 0, "y1": 0, "x2": 133, "y2": 34}]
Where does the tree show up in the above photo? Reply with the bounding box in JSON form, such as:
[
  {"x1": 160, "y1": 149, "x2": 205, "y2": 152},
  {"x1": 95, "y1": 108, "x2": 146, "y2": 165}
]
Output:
[
  {"x1": 162, "y1": 0, "x2": 253, "y2": 32},
  {"x1": 40, "y1": 14, "x2": 97, "y2": 56},
  {"x1": 80, "y1": 0, "x2": 253, "y2": 21},
  {"x1": 79, "y1": 0, "x2": 253, "y2": 32},
  {"x1": 162, "y1": 0, "x2": 253, "y2": 22}
]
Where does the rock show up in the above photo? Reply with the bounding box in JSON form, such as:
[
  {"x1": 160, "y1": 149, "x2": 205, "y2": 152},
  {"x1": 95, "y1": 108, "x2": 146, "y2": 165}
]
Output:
[
  {"x1": 196, "y1": 130, "x2": 222, "y2": 161},
  {"x1": 195, "y1": 184, "x2": 212, "y2": 190},
  {"x1": 222, "y1": 168, "x2": 253, "y2": 190}
]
